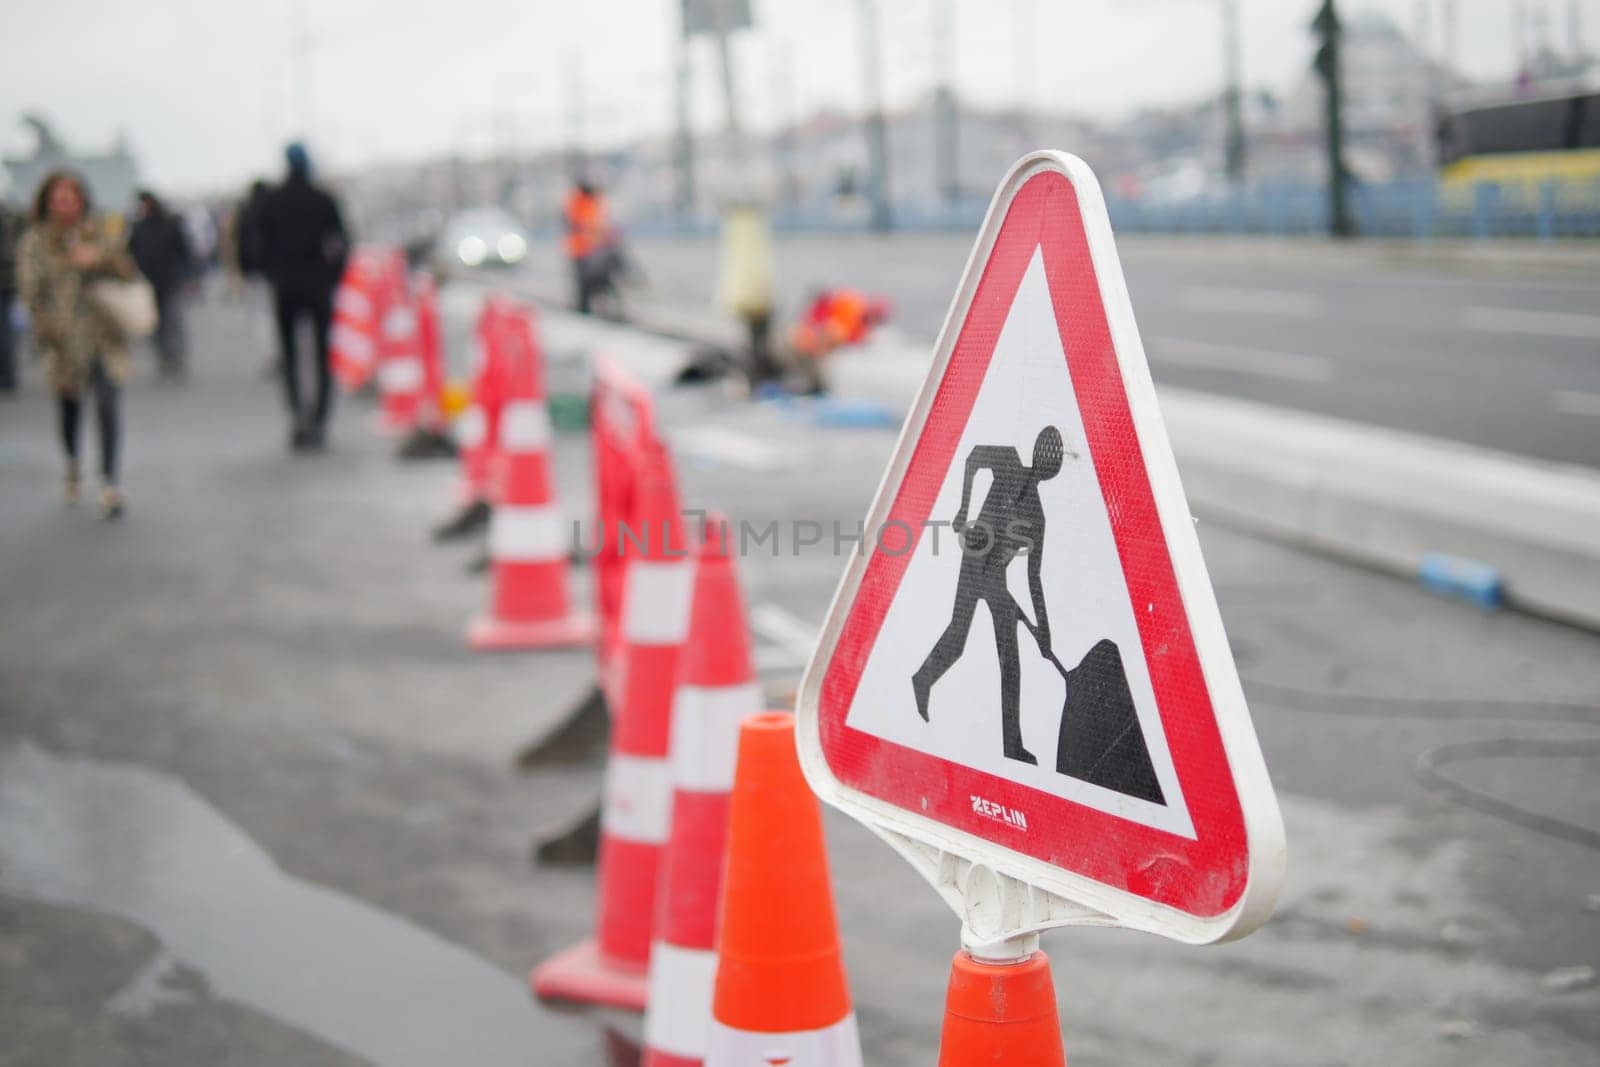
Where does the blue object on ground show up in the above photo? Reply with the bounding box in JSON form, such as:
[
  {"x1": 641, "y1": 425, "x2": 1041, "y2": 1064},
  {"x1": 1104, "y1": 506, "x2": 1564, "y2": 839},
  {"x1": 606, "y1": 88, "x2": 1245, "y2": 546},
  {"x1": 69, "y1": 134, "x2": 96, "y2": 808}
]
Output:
[
  {"x1": 752, "y1": 381, "x2": 793, "y2": 404},
  {"x1": 1418, "y1": 552, "x2": 1505, "y2": 609},
  {"x1": 810, "y1": 397, "x2": 901, "y2": 429}
]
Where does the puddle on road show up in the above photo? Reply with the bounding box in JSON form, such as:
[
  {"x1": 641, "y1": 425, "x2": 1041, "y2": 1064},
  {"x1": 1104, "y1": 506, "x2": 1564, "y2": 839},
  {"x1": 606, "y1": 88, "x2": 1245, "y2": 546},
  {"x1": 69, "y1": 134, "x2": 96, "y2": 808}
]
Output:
[{"x1": 0, "y1": 742, "x2": 598, "y2": 1066}]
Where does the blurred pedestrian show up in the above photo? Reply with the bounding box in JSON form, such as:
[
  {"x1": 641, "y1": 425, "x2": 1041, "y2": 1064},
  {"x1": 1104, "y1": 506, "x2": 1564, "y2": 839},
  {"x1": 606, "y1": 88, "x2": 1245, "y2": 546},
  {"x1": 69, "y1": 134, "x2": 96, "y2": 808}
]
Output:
[
  {"x1": 564, "y1": 179, "x2": 613, "y2": 315},
  {"x1": 258, "y1": 144, "x2": 348, "y2": 451},
  {"x1": 715, "y1": 204, "x2": 779, "y2": 386},
  {"x1": 235, "y1": 179, "x2": 279, "y2": 376},
  {"x1": 16, "y1": 169, "x2": 141, "y2": 519},
  {"x1": 183, "y1": 204, "x2": 218, "y2": 277},
  {"x1": 781, "y1": 287, "x2": 890, "y2": 395},
  {"x1": 128, "y1": 190, "x2": 194, "y2": 380},
  {"x1": 0, "y1": 197, "x2": 22, "y2": 394},
  {"x1": 235, "y1": 180, "x2": 269, "y2": 280},
  {"x1": 218, "y1": 204, "x2": 245, "y2": 300}
]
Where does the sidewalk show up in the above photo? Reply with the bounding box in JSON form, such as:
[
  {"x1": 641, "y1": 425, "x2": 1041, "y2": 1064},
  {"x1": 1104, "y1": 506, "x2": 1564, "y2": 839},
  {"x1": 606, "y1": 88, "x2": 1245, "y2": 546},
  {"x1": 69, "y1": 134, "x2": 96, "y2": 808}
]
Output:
[{"x1": 0, "y1": 296, "x2": 610, "y2": 1065}]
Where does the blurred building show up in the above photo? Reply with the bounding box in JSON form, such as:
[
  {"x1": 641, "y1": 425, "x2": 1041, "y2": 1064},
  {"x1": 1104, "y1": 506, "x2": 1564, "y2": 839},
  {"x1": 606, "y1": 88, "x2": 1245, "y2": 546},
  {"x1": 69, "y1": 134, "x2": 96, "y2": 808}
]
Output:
[
  {"x1": 3, "y1": 115, "x2": 140, "y2": 212},
  {"x1": 1254, "y1": 10, "x2": 1466, "y2": 183},
  {"x1": 334, "y1": 10, "x2": 1521, "y2": 236}
]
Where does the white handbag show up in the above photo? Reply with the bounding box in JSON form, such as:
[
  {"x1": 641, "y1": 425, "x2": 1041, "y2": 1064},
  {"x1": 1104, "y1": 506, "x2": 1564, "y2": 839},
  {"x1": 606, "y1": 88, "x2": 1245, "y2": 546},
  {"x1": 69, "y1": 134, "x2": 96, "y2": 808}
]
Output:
[{"x1": 89, "y1": 278, "x2": 159, "y2": 340}]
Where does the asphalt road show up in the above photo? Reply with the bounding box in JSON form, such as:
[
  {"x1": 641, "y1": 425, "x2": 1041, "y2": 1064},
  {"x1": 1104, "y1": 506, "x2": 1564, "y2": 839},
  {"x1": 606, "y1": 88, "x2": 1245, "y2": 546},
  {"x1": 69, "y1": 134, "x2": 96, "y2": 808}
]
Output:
[
  {"x1": 1, "y1": 290, "x2": 1597, "y2": 1064},
  {"x1": 526, "y1": 233, "x2": 1600, "y2": 468}
]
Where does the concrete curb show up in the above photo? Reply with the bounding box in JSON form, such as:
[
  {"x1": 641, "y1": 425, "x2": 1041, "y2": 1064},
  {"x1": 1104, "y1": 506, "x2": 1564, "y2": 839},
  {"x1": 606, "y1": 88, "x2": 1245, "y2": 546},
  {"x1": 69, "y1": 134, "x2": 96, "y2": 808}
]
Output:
[
  {"x1": 1158, "y1": 388, "x2": 1600, "y2": 630},
  {"x1": 499, "y1": 280, "x2": 1600, "y2": 632}
]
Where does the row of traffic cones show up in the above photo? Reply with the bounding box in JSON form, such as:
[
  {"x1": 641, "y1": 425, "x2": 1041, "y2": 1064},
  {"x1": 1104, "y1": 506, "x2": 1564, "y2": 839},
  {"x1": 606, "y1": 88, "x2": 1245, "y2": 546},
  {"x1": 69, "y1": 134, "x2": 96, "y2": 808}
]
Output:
[
  {"x1": 533, "y1": 498, "x2": 864, "y2": 1064},
  {"x1": 328, "y1": 245, "x2": 455, "y2": 456},
  {"x1": 567, "y1": 365, "x2": 1072, "y2": 1066},
  {"x1": 415, "y1": 287, "x2": 1069, "y2": 1064}
]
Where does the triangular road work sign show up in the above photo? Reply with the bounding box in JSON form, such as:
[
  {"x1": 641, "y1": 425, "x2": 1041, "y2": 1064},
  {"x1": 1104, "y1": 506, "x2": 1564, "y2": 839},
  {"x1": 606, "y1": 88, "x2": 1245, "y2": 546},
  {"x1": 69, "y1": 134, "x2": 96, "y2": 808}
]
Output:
[{"x1": 797, "y1": 153, "x2": 1284, "y2": 944}]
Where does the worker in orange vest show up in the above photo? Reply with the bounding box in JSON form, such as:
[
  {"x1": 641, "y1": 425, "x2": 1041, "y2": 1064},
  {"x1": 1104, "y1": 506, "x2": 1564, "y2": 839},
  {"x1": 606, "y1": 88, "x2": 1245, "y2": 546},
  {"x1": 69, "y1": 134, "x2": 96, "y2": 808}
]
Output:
[
  {"x1": 564, "y1": 180, "x2": 612, "y2": 315},
  {"x1": 784, "y1": 287, "x2": 890, "y2": 395}
]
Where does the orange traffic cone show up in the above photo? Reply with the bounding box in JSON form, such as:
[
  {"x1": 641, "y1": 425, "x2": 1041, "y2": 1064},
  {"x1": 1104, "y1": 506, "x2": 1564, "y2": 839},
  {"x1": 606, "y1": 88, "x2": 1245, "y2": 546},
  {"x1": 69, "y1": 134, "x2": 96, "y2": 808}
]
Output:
[
  {"x1": 375, "y1": 253, "x2": 424, "y2": 433},
  {"x1": 705, "y1": 712, "x2": 863, "y2": 1066},
  {"x1": 531, "y1": 447, "x2": 694, "y2": 1009},
  {"x1": 467, "y1": 307, "x2": 594, "y2": 649},
  {"x1": 936, "y1": 950, "x2": 1066, "y2": 1066},
  {"x1": 642, "y1": 514, "x2": 762, "y2": 1067}
]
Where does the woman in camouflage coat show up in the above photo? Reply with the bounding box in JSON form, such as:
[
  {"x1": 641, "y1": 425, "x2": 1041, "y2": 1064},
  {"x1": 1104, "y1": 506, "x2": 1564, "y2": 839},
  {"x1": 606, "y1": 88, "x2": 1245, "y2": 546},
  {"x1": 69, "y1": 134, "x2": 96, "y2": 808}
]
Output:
[{"x1": 17, "y1": 169, "x2": 139, "y2": 518}]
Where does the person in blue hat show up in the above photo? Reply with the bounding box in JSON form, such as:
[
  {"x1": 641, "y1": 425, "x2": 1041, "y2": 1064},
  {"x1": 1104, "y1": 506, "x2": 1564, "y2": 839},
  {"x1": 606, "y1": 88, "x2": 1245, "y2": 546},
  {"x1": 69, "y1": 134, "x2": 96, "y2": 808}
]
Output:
[{"x1": 257, "y1": 142, "x2": 348, "y2": 451}]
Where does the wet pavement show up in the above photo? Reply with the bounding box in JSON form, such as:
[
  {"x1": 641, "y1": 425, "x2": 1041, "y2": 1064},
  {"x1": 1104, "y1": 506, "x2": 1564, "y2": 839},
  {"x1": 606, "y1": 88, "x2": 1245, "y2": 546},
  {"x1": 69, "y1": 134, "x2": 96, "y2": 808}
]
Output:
[
  {"x1": 1, "y1": 288, "x2": 1598, "y2": 1064},
  {"x1": 0, "y1": 742, "x2": 579, "y2": 1066}
]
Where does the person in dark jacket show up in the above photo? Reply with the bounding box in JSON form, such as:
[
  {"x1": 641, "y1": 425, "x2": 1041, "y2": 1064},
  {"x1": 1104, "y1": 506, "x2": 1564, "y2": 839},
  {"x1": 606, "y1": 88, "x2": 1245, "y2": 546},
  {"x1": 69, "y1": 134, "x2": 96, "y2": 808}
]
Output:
[
  {"x1": 233, "y1": 180, "x2": 279, "y2": 377},
  {"x1": 0, "y1": 198, "x2": 23, "y2": 393},
  {"x1": 128, "y1": 190, "x2": 194, "y2": 380},
  {"x1": 235, "y1": 180, "x2": 269, "y2": 280},
  {"x1": 257, "y1": 144, "x2": 348, "y2": 451}
]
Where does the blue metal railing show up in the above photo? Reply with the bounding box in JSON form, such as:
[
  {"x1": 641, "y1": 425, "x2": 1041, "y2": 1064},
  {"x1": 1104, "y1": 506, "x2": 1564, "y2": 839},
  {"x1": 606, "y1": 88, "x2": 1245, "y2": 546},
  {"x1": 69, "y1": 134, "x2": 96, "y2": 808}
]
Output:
[{"x1": 613, "y1": 177, "x2": 1600, "y2": 241}]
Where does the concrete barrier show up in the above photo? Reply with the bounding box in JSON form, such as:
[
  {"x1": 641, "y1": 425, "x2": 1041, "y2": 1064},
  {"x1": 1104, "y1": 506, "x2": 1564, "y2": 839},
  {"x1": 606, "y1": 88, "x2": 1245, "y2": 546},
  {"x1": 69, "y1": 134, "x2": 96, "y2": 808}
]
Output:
[
  {"x1": 497, "y1": 279, "x2": 1600, "y2": 632},
  {"x1": 1157, "y1": 388, "x2": 1600, "y2": 630}
]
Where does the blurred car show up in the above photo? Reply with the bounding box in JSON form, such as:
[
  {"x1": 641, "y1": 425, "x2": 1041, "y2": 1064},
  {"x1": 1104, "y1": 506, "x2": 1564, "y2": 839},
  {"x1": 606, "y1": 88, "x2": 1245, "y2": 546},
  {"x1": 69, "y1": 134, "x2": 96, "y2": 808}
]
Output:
[{"x1": 434, "y1": 207, "x2": 529, "y2": 273}]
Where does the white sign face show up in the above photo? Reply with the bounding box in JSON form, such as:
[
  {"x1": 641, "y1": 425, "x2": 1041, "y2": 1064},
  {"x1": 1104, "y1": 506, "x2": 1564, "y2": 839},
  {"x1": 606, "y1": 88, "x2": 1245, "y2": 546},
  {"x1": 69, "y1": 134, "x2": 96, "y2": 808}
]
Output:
[
  {"x1": 795, "y1": 151, "x2": 1285, "y2": 945},
  {"x1": 841, "y1": 249, "x2": 1194, "y2": 840}
]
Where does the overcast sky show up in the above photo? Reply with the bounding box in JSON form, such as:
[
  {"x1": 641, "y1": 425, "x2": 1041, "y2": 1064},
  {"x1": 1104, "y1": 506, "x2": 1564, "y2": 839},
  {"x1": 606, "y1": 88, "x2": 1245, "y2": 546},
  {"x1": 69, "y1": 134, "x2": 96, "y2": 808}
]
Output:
[{"x1": 3, "y1": 0, "x2": 1593, "y2": 194}]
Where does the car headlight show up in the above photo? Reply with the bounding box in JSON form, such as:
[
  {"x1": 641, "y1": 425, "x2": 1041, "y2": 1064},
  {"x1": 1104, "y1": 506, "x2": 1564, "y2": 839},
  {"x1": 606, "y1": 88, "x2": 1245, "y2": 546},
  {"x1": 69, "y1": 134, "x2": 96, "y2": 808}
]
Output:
[
  {"x1": 457, "y1": 236, "x2": 487, "y2": 266},
  {"x1": 497, "y1": 233, "x2": 527, "y2": 263}
]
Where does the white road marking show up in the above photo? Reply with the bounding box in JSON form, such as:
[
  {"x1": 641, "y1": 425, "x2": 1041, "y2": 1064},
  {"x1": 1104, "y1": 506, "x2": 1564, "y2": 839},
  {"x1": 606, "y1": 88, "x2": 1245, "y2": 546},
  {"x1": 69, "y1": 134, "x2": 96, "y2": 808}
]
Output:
[
  {"x1": 1362, "y1": 273, "x2": 1600, "y2": 293},
  {"x1": 1148, "y1": 337, "x2": 1336, "y2": 383},
  {"x1": 1552, "y1": 389, "x2": 1600, "y2": 417},
  {"x1": 1179, "y1": 286, "x2": 1322, "y2": 319},
  {"x1": 750, "y1": 603, "x2": 818, "y2": 668},
  {"x1": 1464, "y1": 306, "x2": 1600, "y2": 340}
]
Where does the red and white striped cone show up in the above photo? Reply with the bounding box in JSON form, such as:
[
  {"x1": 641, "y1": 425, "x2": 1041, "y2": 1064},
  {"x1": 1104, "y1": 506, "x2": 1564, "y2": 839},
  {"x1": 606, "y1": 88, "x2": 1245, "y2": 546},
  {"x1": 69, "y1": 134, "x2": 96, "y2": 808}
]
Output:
[
  {"x1": 375, "y1": 267, "x2": 425, "y2": 433},
  {"x1": 453, "y1": 401, "x2": 489, "y2": 490},
  {"x1": 642, "y1": 514, "x2": 762, "y2": 1067},
  {"x1": 589, "y1": 357, "x2": 660, "y2": 713},
  {"x1": 330, "y1": 252, "x2": 379, "y2": 393},
  {"x1": 466, "y1": 308, "x2": 594, "y2": 650},
  {"x1": 454, "y1": 297, "x2": 509, "y2": 505},
  {"x1": 412, "y1": 272, "x2": 449, "y2": 434},
  {"x1": 531, "y1": 446, "x2": 694, "y2": 1010}
]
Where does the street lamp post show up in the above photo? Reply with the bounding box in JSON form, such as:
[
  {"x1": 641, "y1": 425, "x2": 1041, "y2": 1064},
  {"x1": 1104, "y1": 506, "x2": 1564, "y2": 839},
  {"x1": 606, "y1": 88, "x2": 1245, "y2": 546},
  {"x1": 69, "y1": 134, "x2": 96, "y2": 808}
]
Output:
[
  {"x1": 859, "y1": 0, "x2": 893, "y2": 231},
  {"x1": 564, "y1": 50, "x2": 586, "y2": 176},
  {"x1": 1312, "y1": 0, "x2": 1355, "y2": 237},
  {"x1": 674, "y1": 33, "x2": 695, "y2": 219},
  {"x1": 1221, "y1": 0, "x2": 1246, "y2": 184},
  {"x1": 934, "y1": 0, "x2": 960, "y2": 207}
]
